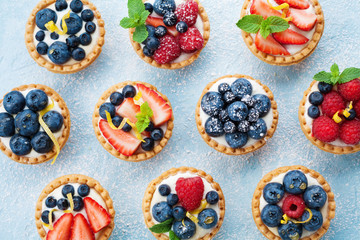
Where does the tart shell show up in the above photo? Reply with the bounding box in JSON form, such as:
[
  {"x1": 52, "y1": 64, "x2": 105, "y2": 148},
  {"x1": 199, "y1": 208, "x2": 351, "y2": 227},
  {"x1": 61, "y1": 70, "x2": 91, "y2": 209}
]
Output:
[
  {"x1": 195, "y1": 74, "x2": 279, "y2": 155},
  {"x1": 142, "y1": 166, "x2": 226, "y2": 240}
]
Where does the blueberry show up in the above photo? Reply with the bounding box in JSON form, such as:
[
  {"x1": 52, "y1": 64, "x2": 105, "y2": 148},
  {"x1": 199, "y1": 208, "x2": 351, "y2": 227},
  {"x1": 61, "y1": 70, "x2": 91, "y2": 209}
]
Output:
[
  {"x1": 173, "y1": 218, "x2": 196, "y2": 239},
  {"x1": 71, "y1": 47, "x2": 86, "y2": 61},
  {"x1": 50, "y1": 32, "x2": 59, "y2": 40},
  {"x1": 163, "y1": 11, "x2": 177, "y2": 26},
  {"x1": 78, "y1": 184, "x2": 90, "y2": 197},
  {"x1": 55, "y1": 0, "x2": 68, "y2": 11},
  {"x1": 57, "y1": 198, "x2": 69, "y2": 210},
  {"x1": 41, "y1": 210, "x2": 55, "y2": 224},
  {"x1": 252, "y1": 94, "x2": 271, "y2": 117},
  {"x1": 263, "y1": 183, "x2": 285, "y2": 204},
  {"x1": 70, "y1": 0, "x2": 83, "y2": 13},
  {"x1": 201, "y1": 92, "x2": 225, "y2": 117},
  {"x1": 155, "y1": 26, "x2": 167, "y2": 38},
  {"x1": 146, "y1": 25, "x2": 156, "y2": 37},
  {"x1": 238, "y1": 120, "x2": 250, "y2": 133},
  {"x1": 66, "y1": 35, "x2": 80, "y2": 48},
  {"x1": 225, "y1": 132, "x2": 248, "y2": 148},
  {"x1": 218, "y1": 83, "x2": 231, "y2": 94},
  {"x1": 81, "y1": 9, "x2": 94, "y2": 21},
  {"x1": 146, "y1": 37, "x2": 160, "y2": 50},
  {"x1": 283, "y1": 170, "x2": 308, "y2": 195},
  {"x1": 3, "y1": 91, "x2": 26, "y2": 114},
  {"x1": 145, "y1": 122, "x2": 154, "y2": 132},
  {"x1": 248, "y1": 118, "x2": 267, "y2": 140},
  {"x1": 35, "y1": 31, "x2": 45, "y2": 41},
  {"x1": 152, "y1": 202, "x2": 173, "y2": 222},
  {"x1": 153, "y1": 0, "x2": 176, "y2": 16},
  {"x1": 344, "y1": 108, "x2": 356, "y2": 120},
  {"x1": 122, "y1": 85, "x2": 137, "y2": 98},
  {"x1": 301, "y1": 209, "x2": 323, "y2": 231},
  {"x1": 14, "y1": 110, "x2": 40, "y2": 137},
  {"x1": 231, "y1": 78, "x2": 252, "y2": 99},
  {"x1": 143, "y1": 46, "x2": 155, "y2": 57},
  {"x1": 79, "y1": 32, "x2": 92, "y2": 46},
  {"x1": 167, "y1": 193, "x2": 179, "y2": 206},
  {"x1": 308, "y1": 105, "x2": 320, "y2": 119},
  {"x1": 223, "y1": 91, "x2": 236, "y2": 105},
  {"x1": 110, "y1": 92, "x2": 124, "y2": 106},
  {"x1": 99, "y1": 103, "x2": 115, "y2": 119},
  {"x1": 144, "y1": 3, "x2": 153, "y2": 14},
  {"x1": 37, "y1": 42, "x2": 48, "y2": 55},
  {"x1": 0, "y1": 113, "x2": 15, "y2": 137},
  {"x1": 63, "y1": 13, "x2": 83, "y2": 34},
  {"x1": 45, "y1": 196, "x2": 57, "y2": 208},
  {"x1": 43, "y1": 111, "x2": 64, "y2": 133},
  {"x1": 141, "y1": 138, "x2": 155, "y2": 151},
  {"x1": 31, "y1": 132, "x2": 54, "y2": 153},
  {"x1": 247, "y1": 108, "x2": 259, "y2": 122},
  {"x1": 309, "y1": 91, "x2": 324, "y2": 106},
  {"x1": 219, "y1": 109, "x2": 229, "y2": 122},
  {"x1": 278, "y1": 221, "x2": 303, "y2": 240},
  {"x1": 158, "y1": 184, "x2": 171, "y2": 196},
  {"x1": 85, "y1": 22, "x2": 96, "y2": 34},
  {"x1": 198, "y1": 209, "x2": 218, "y2": 229},
  {"x1": 303, "y1": 185, "x2": 327, "y2": 208},
  {"x1": 318, "y1": 82, "x2": 332, "y2": 94},
  {"x1": 26, "y1": 89, "x2": 48, "y2": 112},
  {"x1": 36, "y1": 9, "x2": 57, "y2": 30},
  {"x1": 151, "y1": 128, "x2": 164, "y2": 141},
  {"x1": 241, "y1": 95, "x2": 255, "y2": 107},
  {"x1": 62, "y1": 184, "x2": 75, "y2": 198},
  {"x1": 9, "y1": 134, "x2": 32, "y2": 155},
  {"x1": 48, "y1": 41, "x2": 71, "y2": 64},
  {"x1": 73, "y1": 196, "x2": 84, "y2": 211},
  {"x1": 172, "y1": 206, "x2": 186, "y2": 221},
  {"x1": 261, "y1": 204, "x2": 283, "y2": 227},
  {"x1": 227, "y1": 101, "x2": 248, "y2": 122},
  {"x1": 205, "y1": 117, "x2": 224, "y2": 137},
  {"x1": 223, "y1": 121, "x2": 236, "y2": 133},
  {"x1": 176, "y1": 21, "x2": 188, "y2": 33},
  {"x1": 122, "y1": 122, "x2": 132, "y2": 132},
  {"x1": 206, "y1": 191, "x2": 219, "y2": 204}
]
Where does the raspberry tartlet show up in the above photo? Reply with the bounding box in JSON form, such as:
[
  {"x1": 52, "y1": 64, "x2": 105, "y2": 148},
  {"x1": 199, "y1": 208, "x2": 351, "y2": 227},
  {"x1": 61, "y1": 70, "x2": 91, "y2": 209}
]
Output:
[
  {"x1": 252, "y1": 165, "x2": 336, "y2": 240},
  {"x1": 195, "y1": 74, "x2": 278, "y2": 155},
  {"x1": 143, "y1": 167, "x2": 225, "y2": 240},
  {"x1": 25, "y1": 0, "x2": 105, "y2": 74},
  {"x1": 299, "y1": 64, "x2": 360, "y2": 154},
  {"x1": 0, "y1": 84, "x2": 70, "y2": 164},
  {"x1": 35, "y1": 174, "x2": 115, "y2": 240},
  {"x1": 93, "y1": 81, "x2": 174, "y2": 162},
  {"x1": 238, "y1": 0, "x2": 324, "y2": 66}
]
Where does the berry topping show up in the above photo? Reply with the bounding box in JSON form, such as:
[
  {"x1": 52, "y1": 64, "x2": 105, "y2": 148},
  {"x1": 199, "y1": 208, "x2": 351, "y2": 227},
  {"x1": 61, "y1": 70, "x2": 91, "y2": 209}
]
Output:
[
  {"x1": 178, "y1": 26, "x2": 204, "y2": 53},
  {"x1": 312, "y1": 115, "x2": 339, "y2": 142},
  {"x1": 278, "y1": 221, "x2": 303, "y2": 240},
  {"x1": 241, "y1": 95, "x2": 255, "y2": 107},
  {"x1": 45, "y1": 196, "x2": 57, "y2": 208},
  {"x1": 282, "y1": 195, "x2": 306, "y2": 219},
  {"x1": 99, "y1": 103, "x2": 115, "y2": 119},
  {"x1": 153, "y1": 35, "x2": 181, "y2": 64},
  {"x1": 81, "y1": 9, "x2": 95, "y2": 22},
  {"x1": 85, "y1": 22, "x2": 96, "y2": 34},
  {"x1": 84, "y1": 197, "x2": 111, "y2": 233},
  {"x1": 79, "y1": 32, "x2": 92, "y2": 46},
  {"x1": 339, "y1": 120, "x2": 360, "y2": 145},
  {"x1": 338, "y1": 78, "x2": 360, "y2": 101},
  {"x1": 26, "y1": 89, "x2": 48, "y2": 112},
  {"x1": 167, "y1": 193, "x2": 179, "y2": 206},
  {"x1": 9, "y1": 134, "x2": 32, "y2": 155},
  {"x1": 231, "y1": 78, "x2": 253, "y2": 99},
  {"x1": 152, "y1": 201, "x2": 173, "y2": 222},
  {"x1": 153, "y1": 0, "x2": 176, "y2": 16},
  {"x1": 225, "y1": 132, "x2": 248, "y2": 148},
  {"x1": 248, "y1": 118, "x2": 267, "y2": 140},
  {"x1": 159, "y1": 184, "x2": 171, "y2": 196},
  {"x1": 201, "y1": 92, "x2": 224, "y2": 117},
  {"x1": 116, "y1": 98, "x2": 140, "y2": 123},
  {"x1": 70, "y1": 213, "x2": 95, "y2": 240},
  {"x1": 31, "y1": 132, "x2": 54, "y2": 154},
  {"x1": 273, "y1": 29, "x2": 309, "y2": 45},
  {"x1": 145, "y1": 121, "x2": 155, "y2": 132},
  {"x1": 206, "y1": 191, "x2": 219, "y2": 204},
  {"x1": 355, "y1": 101, "x2": 360, "y2": 119},
  {"x1": 66, "y1": 35, "x2": 80, "y2": 48},
  {"x1": 155, "y1": 26, "x2": 167, "y2": 38},
  {"x1": 46, "y1": 213, "x2": 73, "y2": 240},
  {"x1": 318, "y1": 82, "x2": 333, "y2": 94},
  {"x1": 50, "y1": 32, "x2": 59, "y2": 40},
  {"x1": 247, "y1": 108, "x2": 260, "y2": 122},
  {"x1": 176, "y1": 21, "x2": 188, "y2": 33},
  {"x1": 143, "y1": 46, "x2": 155, "y2": 57},
  {"x1": 175, "y1": 0, "x2": 199, "y2": 26},
  {"x1": 274, "y1": 0, "x2": 310, "y2": 9},
  {"x1": 72, "y1": 47, "x2": 86, "y2": 61},
  {"x1": 73, "y1": 196, "x2": 84, "y2": 211},
  {"x1": 163, "y1": 11, "x2": 177, "y2": 27},
  {"x1": 141, "y1": 137, "x2": 155, "y2": 151},
  {"x1": 0, "y1": 113, "x2": 15, "y2": 137},
  {"x1": 172, "y1": 206, "x2": 186, "y2": 221},
  {"x1": 255, "y1": 32, "x2": 290, "y2": 56},
  {"x1": 283, "y1": 170, "x2": 308, "y2": 195},
  {"x1": 175, "y1": 176, "x2": 204, "y2": 211},
  {"x1": 261, "y1": 204, "x2": 283, "y2": 227},
  {"x1": 309, "y1": 91, "x2": 324, "y2": 106},
  {"x1": 43, "y1": 111, "x2": 64, "y2": 133},
  {"x1": 223, "y1": 91, "x2": 236, "y2": 105},
  {"x1": 14, "y1": 110, "x2": 40, "y2": 137},
  {"x1": 48, "y1": 42, "x2": 71, "y2": 64},
  {"x1": 307, "y1": 105, "x2": 320, "y2": 119},
  {"x1": 263, "y1": 182, "x2": 285, "y2": 204},
  {"x1": 151, "y1": 128, "x2": 164, "y2": 141},
  {"x1": 37, "y1": 42, "x2": 49, "y2": 55},
  {"x1": 144, "y1": 3, "x2": 153, "y2": 14},
  {"x1": 301, "y1": 209, "x2": 323, "y2": 231},
  {"x1": 41, "y1": 210, "x2": 55, "y2": 224},
  {"x1": 78, "y1": 184, "x2": 90, "y2": 197},
  {"x1": 63, "y1": 13, "x2": 83, "y2": 34},
  {"x1": 173, "y1": 218, "x2": 196, "y2": 239},
  {"x1": 3, "y1": 91, "x2": 26, "y2": 114},
  {"x1": 205, "y1": 117, "x2": 224, "y2": 137},
  {"x1": 198, "y1": 208, "x2": 218, "y2": 229},
  {"x1": 287, "y1": 8, "x2": 317, "y2": 31},
  {"x1": 218, "y1": 83, "x2": 231, "y2": 94},
  {"x1": 70, "y1": 0, "x2": 83, "y2": 13},
  {"x1": 320, "y1": 91, "x2": 346, "y2": 118},
  {"x1": 36, "y1": 9, "x2": 58, "y2": 30},
  {"x1": 35, "y1": 30, "x2": 45, "y2": 41},
  {"x1": 57, "y1": 198, "x2": 69, "y2": 210},
  {"x1": 303, "y1": 185, "x2": 327, "y2": 208},
  {"x1": 218, "y1": 110, "x2": 229, "y2": 122},
  {"x1": 55, "y1": 0, "x2": 68, "y2": 11},
  {"x1": 223, "y1": 121, "x2": 237, "y2": 134},
  {"x1": 62, "y1": 184, "x2": 75, "y2": 198},
  {"x1": 250, "y1": 0, "x2": 282, "y2": 19},
  {"x1": 227, "y1": 101, "x2": 248, "y2": 122},
  {"x1": 146, "y1": 36, "x2": 161, "y2": 50},
  {"x1": 146, "y1": 16, "x2": 177, "y2": 36},
  {"x1": 238, "y1": 120, "x2": 250, "y2": 133}
]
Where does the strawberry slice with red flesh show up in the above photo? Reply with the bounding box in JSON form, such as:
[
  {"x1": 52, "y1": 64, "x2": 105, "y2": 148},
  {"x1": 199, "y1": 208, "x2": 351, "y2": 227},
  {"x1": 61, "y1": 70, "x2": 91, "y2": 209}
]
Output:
[
  {"x1": 46, "y1": 213, "x2": 73, "y2": 240},
  {"x1": 71, "y1": 214, "x2": 95, "y2": 240},
  {"x1": 84, "y1": 197, "x2": 111, "y2": 233},
  {"x1": 255, "y1": 32, "x2": 290, "y2": 55},
  {"x1": 136, "y1": 83, "x2": 172, "y2": 127},
  {"x1": 287, "y1": 8, "x2": 317, "y2": 31},
  {"x1": 99, "y1": 119, "x2": 141, "y2": 156},
  {"x1": 146, "y1": 16, "x2": 178, "y2": 36},
  {"x1": 116, "y1": 98, "x2": 140, "y2": 124},
  {"x1": 273, "y1": 29, "x2": 309, "y2": 45},
  {"x1": 274, "y1": 0, "x2": 310, "y2": 9},
  {"x1": 250, "y1": 0, "x2": 281, "y2": 19}
]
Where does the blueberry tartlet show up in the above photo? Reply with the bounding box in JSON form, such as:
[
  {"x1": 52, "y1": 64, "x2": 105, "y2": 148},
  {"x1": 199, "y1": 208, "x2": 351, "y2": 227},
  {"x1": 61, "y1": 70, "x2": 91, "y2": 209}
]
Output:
[
  {"x1": 143, "y1": 167, "x2": 225, "y2": 240},
  {"x1": 25, "y1": 0, "x2": 105, "y2": 74},
  {"x1": 35, "y1": 174, "x2": 115, "y2": 240},
  {"x1": 93, "y1": 81, "x2": 174, "y2": 162},
  {"x1": 0, "y1": 84, "x2": 70, "y2": 164},
  {"x1": 195, "y1": 74, "x2": 278, "y2": 155}
]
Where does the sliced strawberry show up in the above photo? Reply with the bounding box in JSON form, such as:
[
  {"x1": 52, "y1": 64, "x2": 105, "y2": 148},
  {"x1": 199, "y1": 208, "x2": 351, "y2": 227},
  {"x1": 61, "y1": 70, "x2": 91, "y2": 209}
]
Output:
[
  {"x1": 116, "y1": 98, "x2": 140, "y2": 123},
  {"x1": 273, "y1": 29, "x2": 309, "y2": 45},
  {"x1": 250, "y1": 0, "x2": 281, "y2": 19},
  {"x1": 288, "y1": 8, "x2": 317, "y2": 31},
  {"x1": 99, "y1": 119, "x2": 141, "y2": 156},
  {"x1": 255, "y1": 32, "x2": 290, "y2": 55},
  {"x1": 274, "y1": 0, "x2": 310, "y2": 9},
  {"x1": 84, "y1": 197, "x2": 111, "y2": 233},
  {"x1": 146, "y1": 16, "x2": 178, "y2": 36},
  {"x1": 71, "y1": 214, "x2": 95, "y2": 240},
  {"x1": 136, "y1": 84, "x2": 172, "y2": 127},
  {"x1": 46, "y1": 213, "x2": 73, "y2": 240}
]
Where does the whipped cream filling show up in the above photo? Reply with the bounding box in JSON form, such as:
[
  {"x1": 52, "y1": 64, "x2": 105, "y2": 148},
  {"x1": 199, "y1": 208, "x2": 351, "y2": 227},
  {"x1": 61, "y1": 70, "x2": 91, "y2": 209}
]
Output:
[
  {"x1": 199, "y1": 77, "x2": 274, "y2": 149},
  {"x1": 150, "y1": 172, "x2": 221, "y2": 240},
  {"x1": 259, "y1": 171, "x2": 329, "y2": 238}
]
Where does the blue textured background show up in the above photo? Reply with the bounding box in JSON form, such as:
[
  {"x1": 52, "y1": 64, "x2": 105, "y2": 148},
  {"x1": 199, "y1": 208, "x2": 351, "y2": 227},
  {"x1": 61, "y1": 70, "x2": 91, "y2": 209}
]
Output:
[{"x1": 0, "y1": 0, "x2": 359, "y2": 239}]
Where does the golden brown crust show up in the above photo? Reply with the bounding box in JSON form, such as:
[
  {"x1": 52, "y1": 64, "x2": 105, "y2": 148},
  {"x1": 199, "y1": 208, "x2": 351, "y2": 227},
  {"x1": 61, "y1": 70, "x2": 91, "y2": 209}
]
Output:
[
  {"x1": 252, "y1": 165, "x2": 336, "y2": 240},
  {"x1": 240, "y1": 0, "x2": 324, "y2": 66},
  {"x1": 25, "y1": 0, "x2": 105, "y2": 74},
  {"x1": 35, "y1": 174, "x2": 115, "y2": 240},
  {"x1": 142, "y1": 166, "x2": 225, "y2": 240},
  {"x1": 195, "y1": 74, "x2": 278, "y2": 155},
  {"x1": 92, "y1": 81, "x2": 174, "y2": 162},
  {"x1": 0, "y1": 84, "x2": 71, "y2": 164},
  {"x1": 298, "y1": 80, "x2": 360, "y2": 154},
  {"x1": 129, "y1": 0, "x2": 210, "y2": 69}
]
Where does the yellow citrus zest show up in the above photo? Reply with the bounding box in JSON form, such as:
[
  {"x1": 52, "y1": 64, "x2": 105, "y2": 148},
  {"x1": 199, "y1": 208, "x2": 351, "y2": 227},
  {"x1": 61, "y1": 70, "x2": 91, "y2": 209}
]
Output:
[
  {"x1": 186, "y1": 212, "x2": 199, "y2": 223},
  {"x1": 266, "y1": 0, "x2": 292, "y2": 21},
  {"x1": 42, "y1": 209, "x2": 58, "y2": 230},
  {"x1": 63, "y1": 193, "x2": 74, "y2": 213},
  {"x1": 343, "y1": 101, "x2": 353, "y2": 118},
  {"x1": 281, "y1": 208, "x2": 313, "y2": 224},
  {"x1": 332, "y1": 110, "x2": 342, "y2": 123},
  {"x1": 125, "y1": 119, "x2": 145, "y2": 142},
  {"x1": 45, "y1": 11, "x2": 70, "y2": 35},
  {"x1": 105, "y1": 110, "x2": 119, "y2": 130},
  {"x1": 190, "y1": 199, "x2": 208, "y2": 215},
  {"x1": 134, "y1": 91, "x2": 144, "y2": 106}
]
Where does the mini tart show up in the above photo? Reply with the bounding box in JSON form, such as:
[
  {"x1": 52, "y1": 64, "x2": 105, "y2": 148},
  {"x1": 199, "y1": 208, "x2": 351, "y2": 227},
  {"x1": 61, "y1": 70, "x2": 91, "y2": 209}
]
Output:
[
  {"x1": 252, "y1": 165, "x2": 336, "y2": 240},
  {"x1": 129, "y1": 0, "x2": 210, "y2": 69},
  {"x1": 195, "y1": 74, "x2": 278, "y2": 155},
  {"x1": 0, "y1": 84, "x2": 70, "y2": 164},
  {"x1": 240, "y1": 0, "x2": 324, "y2": 66},
  {"x1": 93, "y1": 81, "x2": 174, "y2": 162},
  {"x1": 35, "y1": 174, "x2": 115, "y2": 240},
  {"x1": 142, "y1": 166, "x2": 225, "y2": 240},
  {"x1": 25, "y1": 0, "x2": 105, "y2": 74}
]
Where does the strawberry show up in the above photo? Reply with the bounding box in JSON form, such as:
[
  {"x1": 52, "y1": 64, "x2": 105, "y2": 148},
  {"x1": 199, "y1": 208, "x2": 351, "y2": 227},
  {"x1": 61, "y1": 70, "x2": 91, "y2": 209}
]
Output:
[
  {"x1": 337, "y1": 79, "x2": 360, "y2": 101},
  {"x1": 146, "y1": 16, "x2": 177, "y2": 36},
  {"x1": 175, "y1": 176, "x2": 204, "y2": 211},
  {"x1": 84, "y1": 197, "x2": 111, "y2": 233},
  {"x1": 71, "y1": 214, "x2": 95, "y2": 240},
  {"x1": 137, "y1": 83, "x2": 172, "y2": 126},
  {"x1": 116, "y1": 98, "x2": 140, "y2": 123},
  {"x1": 153, "y1": 35, "x2": 181, "y2": 64},
  {"x1": 250, "y1": 0, "x2": 281, "y2": 19},
  {"x1": 175, "y1": 0, "x2": 199, "y2": 26},
  {"x1": 320, "y1": 91, "x2": 346, "y2": 118},
  {"x1": 99, "y1": 119, "x2": 141, "y2": 156},
  {"x1": 273, "y1": 29, "x2": 309, "y2": 45},
  {"x1": 287, "y1": 8, "x2": 317, "y2": 31},
  {"x1": 178, "y1": 26, "x2": 204, "y2": 53},
  {"x1": 255, "y1": 32, "x2": 290, "y2": 56},
  {"x1": 46, "y1": 213, "x2": 73, "y2": 240},
  {"x1": 274, "y1": 0, "x2": 310, "y2": 9}
]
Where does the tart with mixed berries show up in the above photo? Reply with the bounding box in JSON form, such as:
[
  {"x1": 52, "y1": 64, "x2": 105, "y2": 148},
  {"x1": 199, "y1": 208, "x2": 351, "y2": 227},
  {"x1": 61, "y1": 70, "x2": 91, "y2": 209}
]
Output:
[
  {"x1": 93, "y1": 81, "x2": 174, "y2": 162},
  {"x1": 299, "y1": 64, "x2": 360, "y2": 154},
  {"x1": 25, "y1": 0, "x2": 105, "y2": 74},
  {"x1": 0, "y1": 84, "x2": 70, "y2": 164},
  {"x1": 252, "y1": 165, "x2": 336, "y2": 240},
  {"x1": 120, "y1": 0, "x2": 210, "y2": 69},
  {"x1": 195, "y1": 74, "x2": 278, "y2": 155},
  {"x1": 35, "y1": 174, "x2": 115, "y2": 240},
  {"x1": 143, "y1": 167, "x2": 225, "y2": 240},
  {"x1": 237, "y1": 0, "x2": 324, "y2": 65}
]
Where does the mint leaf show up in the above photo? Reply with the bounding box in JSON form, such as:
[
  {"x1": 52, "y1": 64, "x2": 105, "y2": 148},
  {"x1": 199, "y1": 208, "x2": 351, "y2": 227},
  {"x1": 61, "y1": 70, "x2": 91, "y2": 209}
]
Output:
[
  {"x1": 133, "y1": 25, "x2": 148, "y2": 43},
  {"x1": 128, "y1": 0, "x2": 145, "y2": 19},
  {"x1": 260, "y1": 20, "x2": 270, "y2": 39},
  {"x1": 149, "y1": 218, "x2": 173, "y2": 233},
  {"x1": 120, "y1": 17, "x2": 137, "y2": 28},
  {"x1": 266, "y1": 16, "x2": 289, "y2": 33},
  {"x1": 330, "y1": 63, "x2": 339, "y2": 77},
  {"x1": 313, "y1": 71, "x2": 332, "y2": 84},
  {"x1": 135, "y1": 102, "x2": 153, "y2": 133},
  {"x1": 140, "y1": 10, "x2": 150, "y2": 24},
  {"x1": 338, "y1": 67, "x2": 360, "y2": 84},
  {"x1": 140, "y1": 102, "x2": 153, "y2": 117},
  {"x1": 236, "y1": 15, "x2": 263, "y2": 33},
  {"x1": 169, "y1": 230, "x2": 180, "y2": 240}
]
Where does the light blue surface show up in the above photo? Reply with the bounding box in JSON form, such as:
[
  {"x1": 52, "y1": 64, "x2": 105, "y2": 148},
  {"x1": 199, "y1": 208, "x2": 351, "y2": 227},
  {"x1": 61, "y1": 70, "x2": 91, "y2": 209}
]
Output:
[{"x1": 0, "y1": 0, "x2": 359, "y2": 239}]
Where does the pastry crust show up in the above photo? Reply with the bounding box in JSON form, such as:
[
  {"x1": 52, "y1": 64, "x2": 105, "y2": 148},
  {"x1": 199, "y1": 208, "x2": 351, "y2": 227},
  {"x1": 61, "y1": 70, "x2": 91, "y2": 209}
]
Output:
[
  {"x1": 252, "y1": 165, "x2": 336, "y2": 240},
  {"x1": 129, "y1": 0, "x2": 210, "y2": 69},
  {"x1": 142, "y1": 166, "x2": 226, "y2": 240},
  {"x1": 195, "y1": 74, "x2": 278, "y2": 155},
  {"x1": 0, "y1": 84, "x2": 71, "y2": 164},
  {"x1": 240, "y1": 0, "x2": 324, "y2": 66},
  {"x1": 25, "y1": 0, "x2": 105, "y2": 74},
  {"x1": 92, "y1": 81, "x2": 174, "y2": 162},
  {"x1": 35, "y1": 174, "x2": 115, "y2": 240}
]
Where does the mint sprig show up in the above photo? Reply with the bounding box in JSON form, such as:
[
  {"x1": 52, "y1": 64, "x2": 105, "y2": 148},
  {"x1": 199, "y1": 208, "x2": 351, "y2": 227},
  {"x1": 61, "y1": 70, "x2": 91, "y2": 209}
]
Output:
[
  {"x1": 314, "y1": 63, "x2": 360, "y2": 85},
  {"x1": 169, "y1": 230, "x2": 180, "y2": 240},
  {"x1": 149, "y1": 218, "x2": 174, "y2": 233},
  {"x1": 136, "y1": 102, "x2": 153, "y2": 133}
]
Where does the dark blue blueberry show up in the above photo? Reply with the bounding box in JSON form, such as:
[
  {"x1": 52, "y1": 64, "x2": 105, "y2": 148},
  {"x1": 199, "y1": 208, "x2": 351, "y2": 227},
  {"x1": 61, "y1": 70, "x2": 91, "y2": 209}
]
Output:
[
  {"x1": 227, "y1": 101, "x2": 248, "y2": 122},
  {"x1": 141, "y1": 137, "x2": 155, "y2": 151},
  {"x1": 344, "y1": 108, "x2": 356, "y2": 120},
  {"x1": 219, "y1": 109, "x2": 229, "y2": 122},
  {"x1": 167, "y1": 193, "x2": 179, "y2": 206},
  {"x1": 145, "y1": 121, "x2": 154, "y2": 132},
  {"x1": 223, "y1": 91, "x2": 236, "y2": 105},
  {"x1": 218, "y1": 83, "x2": 231, "y2": 95},
  {"x1": 283, "y1": 170, "x2": 308, "y2": 195},
  {"x1": 247, "y1": 108, "x2": 259, "y2": 122},
  {"x1": 205, "y1": 117, "x2": 224, "y2": 137},
  {"x1": 48, "y1": 41, "x2": 71, "y2": 64},
  {"x1": 172, "y1": 206, "x2": 186, "y2": 221},
  {"x1": 144, "y1": 3, "x2": 153, "y2": 14},
  {"x1": 146, "y1": 36, "x2": 160, "y2": 50},
  {"x1": 62, "y1": 184, "x2": 75, "y2": 198},
  {"x1": 55, "y1": 0, "x2": 68, "y2": 11},
  {"x1": 66, "y1": 35, "x2": 80, "y2": 48},
  {"x1": 152, "y1": 201, "x2": 173, "y2": 222},
  {"x1": 45, "y1": 196, "x2": 57, "y2": 208},
  {"x1": 122, "y1": 85, "x2": 137, "y2": 98},
  {"x1": 318, "y1": 82, "x2": 332, "y2": 94},
  {"x1": 261, "y1": 204, "x2": 283, "y2": 227},
  {"x1": 155, "y1": 26, "x2": 167, "y2": 38},
  {"x1": 241, "y1": 95, "x2": 255, "y2": 107},
  {"x1": 81, "y1": 9, "x2": 94, "y2": 21},
  {"x1": 79, "y1": 32, "x2": 92, "y2": 46},
  {"x1": 308, "y1": 105, "x2": 320, "y2": 119},
  {"x1": 37, "y1": 42, "x2": 48, "y2": 55},
  {"x1": 43, "y1": 111, "x2": 63, "y2": 133},
  {"x1": 41, "y1": 210, "x2": 55, "y2": 224},
  {"x1": 85, "y1": 22, "x2": 96, "y2": 34},
  {"x1": 14, "y1": 110, "x2": 40, "y2": 137},
  {"x1": 153, "y1": 0, "x2": 176, "y2": 16},
  {"x1": 0, "y1": 113, "x2": 15, "y2": 137},
  {"x1": 231, "y1": 78, "x2": 252, "y2": 99},
  {"x1": 3, "y1": 91, "x2": 26, "y2": 114},
  {"x1": 31, "y1": 132, "x2": 54, "y2": 153},
  {"x1": 201, "y1": 92, "x2": 225, "y2": 117},
  {"x1": 99, "y1": 103, "x2": 115, "y2": 119},
  {"x1": 57, "y1": 198, "x2": 69, "y2": 210},
  {"x1": 309, "y1": 91, "x2": 324, "y2": 106},
  {"x1": 198, "y1": 209, "x2": 218, "y2": 229},
  {"x1": 143, "y1": 46, "x2": 155, "y2": 57},
  {"x1": 173, "y1": 218, "x2": 196, "y2": 239},
  {"x1": 70, "y1": 0, "x2": 83, "y2": 13},
  {"x1": 225, "y1": 132, "x2": 248, "y2": 148},
  {"x1": 223, "y1": 121, "x2": 236, "y2": 134},
  {"x1": 248, "y1": 118, "x2": 267, "y2": 140},
  {"x1": 9, "y1": 134, "x2": 32, "y2": 155},
  {"x1": 278, "y1": 221, "x2": 303, "y2": 240},
  {"x1": 151, "y1": 128, "x2": 164, "y2": 141},
  {"x1": 78, "y1": 184, "x2": 90, "y2": 197},
  {"x1": 176, "y1": 21, "x2": 188, "y2": 33},
  {"x1": 71, "y1": 47, "x2": 86, "y2": 61},
  {"x1": 26, "y1": 89, "x2": 48, "y2": 112},
  {"x1": 158, "y1": 184, "x2": 171, "y2": 196},
  {"x1": 146, "y1": 25, "x2": 156, "y2": 37},
  {"x1": 122, "y1": 122, "x2": 132, "y2": 132},
  {"x1": 73, "y1": 196, "x2": 84, "y2": 211},
  {"x1": 110, "y1": 92, "x2": 124, "y2": 106},
  {"x1": 252, "y1": 94, "x2": 271, "y2": 117},
  {"x1": 163, "y1": 11, "x2": 177, "y2": 26},
  {"x1": 50, "y1": 32, "x2": 59, "y2": 40},
  {"x1": 303, "y1": 185, "x2": 327, "y2": 208},
  {"x1": 36, "y1": 9, "x2": 57, "y2": 30},
  {"x1": 238, "y1": 120, "x2": 250, "y2": 133},
  {"x1": 263, "y1": 183, "x2": 285, "y2": 204},
  {"x1": 301, "y1": 209, "x2": 323, "y2": 231},
  {"x1": 206, "y1": 191, "x2": 219, "y2": 204},
  {"x1": 62, "y1": 13, "x2": 83, "y2": 34},
  {"x1": 35, "y1": 31, "x2": 45, "y2": 41}
]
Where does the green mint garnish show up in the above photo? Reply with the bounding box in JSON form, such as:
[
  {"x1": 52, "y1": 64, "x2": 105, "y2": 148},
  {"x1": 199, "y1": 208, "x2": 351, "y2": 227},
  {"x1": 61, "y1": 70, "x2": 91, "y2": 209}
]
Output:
[
  {"x1": 314, "y1": 63, "x2": 360, "y2": 85},
  {"x1": 135, "y1": 101, "x2": 153, "y2": 133},
  {"x1": 169, "y1": 230, "x2": 180, "y2": 240},
  {"x1": 149, "y1": 218, "x2": 174, "y2": 233}
]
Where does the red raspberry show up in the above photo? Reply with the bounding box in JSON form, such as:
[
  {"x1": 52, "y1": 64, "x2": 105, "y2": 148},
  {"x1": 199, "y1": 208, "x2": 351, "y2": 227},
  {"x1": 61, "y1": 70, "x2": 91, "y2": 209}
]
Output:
[
  {"x1": 178, "y1": 27, "x2": 204, "y2": 53},
  {"x1": 339, "y1": 120, "x2": 360, "y2": 145},
  {"x1": 175, "y1": 0, "x2": 199, "y2": 26},
  {"x1": 320, "y1": 91, "x2": 346, "y2": 118},
  {"x1": 337, "y1": 79, "x2": 360, "y2": 101},
  {"x1": 354, "y1": 100, "x2": 360, "y2": 118},
  {"x1": 175, "y1": 176, "x2": 204, "y2": 211},
  {"x1": 153, "y1": 35, "x2": 181, "y2": 64},
  {"x1": 282, "y1": 195, "x2": 305, "y2": 219},
  {"x1": 312, "y1": 116, "x2": 340, "y2": 142}
]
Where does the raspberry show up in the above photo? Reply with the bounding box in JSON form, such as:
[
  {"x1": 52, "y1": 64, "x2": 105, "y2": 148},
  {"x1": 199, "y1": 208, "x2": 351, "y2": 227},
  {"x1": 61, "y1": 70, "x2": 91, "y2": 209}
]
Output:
[
  {"x1": 320, "y1": 91, "x2": 346, "y2": 118},
  {"x1": 153, "y1": 35, "x2": 181, "y2": 64},
  {"x1": 174, "y1": 0, "x2": 199, "y2": 26},
  {"x1": 339, "y1": 120, "x2": 360, "y2": 145},
  {"x1": 282, "y1": 195, "x2": 305, "y2": 219},
  {"x1": 178, "y1": 27, "x2": 204, "y2": 53},
  {"x1": 312, "y1": 116, "x2": 339, "y2": 142},
  {"x1": 354, "y1": 100, "x2": 360, "y2": 119},
  {"x1": 337, "y1": 79, "x2": 360, "y2": 101},
  {"x1": 175, "y1": 176, "x2": 204, "y2": 211}
]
